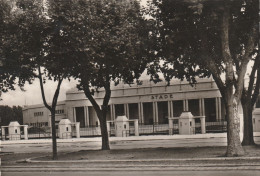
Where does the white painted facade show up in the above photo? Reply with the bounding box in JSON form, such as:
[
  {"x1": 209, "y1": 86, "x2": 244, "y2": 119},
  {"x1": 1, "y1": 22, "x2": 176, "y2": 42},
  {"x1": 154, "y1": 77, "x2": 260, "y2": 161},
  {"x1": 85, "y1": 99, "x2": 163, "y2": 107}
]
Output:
[{"x1": 22, "y1": 78, "x2": 260, "y2": 132}]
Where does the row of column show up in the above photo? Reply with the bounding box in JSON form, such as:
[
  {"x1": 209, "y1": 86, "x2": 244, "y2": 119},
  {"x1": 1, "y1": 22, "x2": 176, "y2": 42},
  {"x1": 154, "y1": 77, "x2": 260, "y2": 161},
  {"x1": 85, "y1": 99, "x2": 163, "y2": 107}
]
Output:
[
  {"x1": 71, "y1": 97, "x2": 222, "y2": 125},
  {"x1": 73, "y1": 107, "x2": 90, "y2": 127},
  {"x1": 108, "y1": 98, "x2": 220, "y2": 124}
]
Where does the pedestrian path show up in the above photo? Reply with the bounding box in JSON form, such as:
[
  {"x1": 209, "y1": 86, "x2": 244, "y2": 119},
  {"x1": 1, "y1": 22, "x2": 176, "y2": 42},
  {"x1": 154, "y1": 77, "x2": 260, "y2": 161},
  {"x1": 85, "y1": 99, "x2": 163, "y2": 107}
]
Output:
[
  {"x1": 2, "y1": 132, "x2": 260, "y2": 145},
  {"x1": 0, "y1": 133, "x2": 230, "y2": 145}
]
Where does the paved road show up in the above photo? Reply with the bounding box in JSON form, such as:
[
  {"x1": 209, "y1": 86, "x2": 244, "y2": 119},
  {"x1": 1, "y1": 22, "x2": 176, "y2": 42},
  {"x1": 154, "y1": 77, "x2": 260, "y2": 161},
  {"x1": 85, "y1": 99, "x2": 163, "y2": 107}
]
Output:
[
  {"x1": 1, "y1": 137, "x2": 229, "y2": 153},
  {"x1": 2, "y1": 170, "x2": 260, "y2": 176},
  {"x1": 2, "y1": 136, "x2": 260, "y2": 176},
  {"x1": 2, "y1": 136, "x2": 260, "y2": 154}
]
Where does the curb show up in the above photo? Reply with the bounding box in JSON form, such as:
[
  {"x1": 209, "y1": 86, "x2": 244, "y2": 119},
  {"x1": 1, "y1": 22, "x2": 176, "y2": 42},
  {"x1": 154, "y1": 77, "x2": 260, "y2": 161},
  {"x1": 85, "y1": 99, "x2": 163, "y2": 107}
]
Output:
[
  {"x1": 25, "y1": 156, "x2": 260, "y2": 163},
  {"x1": 2, "y1": 165, "x2": 260, "y2": 172},
  {"x1": 2, "y1": 132, "x2": 260, "y2": 145},
  {"x1": 0, "y1": 133, "x2": 229, "y2": 145}
]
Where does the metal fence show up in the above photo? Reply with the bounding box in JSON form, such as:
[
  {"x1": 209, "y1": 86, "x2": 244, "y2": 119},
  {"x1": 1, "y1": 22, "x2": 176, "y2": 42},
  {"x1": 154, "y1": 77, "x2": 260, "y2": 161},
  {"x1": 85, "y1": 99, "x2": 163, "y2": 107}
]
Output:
[
  {"x1": 139, "y1": 124, "x2": 169, "y2": 135},
  {"x1": 195, "y1": 121, "x2": 227, "y2": 133},
  {"x1": 205, "y1": 121, "x2": 227, "y2": 133},
  {"x1": 27, "y1": 127, "x2": 55, "y2": 139},
  {"x1": 77, "y1": 126, "x2": 101, "y2": 137},
  {"x1": 1, "y1": 120, "x2": 228, "y2": 140}
]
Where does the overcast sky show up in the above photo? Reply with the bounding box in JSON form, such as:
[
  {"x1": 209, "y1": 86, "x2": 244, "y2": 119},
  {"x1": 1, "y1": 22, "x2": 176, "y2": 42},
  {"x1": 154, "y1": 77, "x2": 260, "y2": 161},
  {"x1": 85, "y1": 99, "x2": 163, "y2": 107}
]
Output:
[{"x1": 0, "y1": 79, "x2": 78, "y2": 107}]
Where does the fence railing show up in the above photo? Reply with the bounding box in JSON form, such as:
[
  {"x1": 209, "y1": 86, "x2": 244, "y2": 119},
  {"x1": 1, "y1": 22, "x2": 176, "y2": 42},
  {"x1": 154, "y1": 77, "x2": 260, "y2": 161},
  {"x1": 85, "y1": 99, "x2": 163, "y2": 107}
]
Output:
[
  {"x1": 1, "y1": 121, "x2": 228, "y2": 140},
  {"x1": 139, "y1": 124, "x2": 169, "y2": 135},
  {"x1": 195, "y1": 121, "x2": 227, "y2": 133},
  {"x1": 78, "y1": 126, "x2": 101, "y2": 137},
  {"x1": 206, "y1": 121, "x2": 227, "y2": 133}
]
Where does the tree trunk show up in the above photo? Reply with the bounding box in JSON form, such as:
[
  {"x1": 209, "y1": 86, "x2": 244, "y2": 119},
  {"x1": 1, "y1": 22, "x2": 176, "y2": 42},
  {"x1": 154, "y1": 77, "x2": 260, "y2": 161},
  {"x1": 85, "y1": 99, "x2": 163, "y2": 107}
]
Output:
[
  {"x1": 51, "y1": 111, "x2": 58, "y2": 160},
  {"x1": 99, "y1": 110, "x2": 110, "y2": 150},
  {"x1": 225, "y1": 92, "x2": 244, "y2": 156},
  {"x1": 241, "y1": 100, "x2": 255, "y2": 146},
  {"x1": 82, "y1": 85, "x2": 111, "y2": 150}
]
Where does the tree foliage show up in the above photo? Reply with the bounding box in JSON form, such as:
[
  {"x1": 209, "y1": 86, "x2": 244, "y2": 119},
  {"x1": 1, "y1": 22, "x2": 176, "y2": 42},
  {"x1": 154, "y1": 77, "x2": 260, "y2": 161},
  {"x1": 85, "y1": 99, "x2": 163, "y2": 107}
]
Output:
[
  {"x1": 146, "y1": 0, "x2": 258, "y2": 156},
  {"x1": 47, "y1": 0, "x2": 151, "y2": 87},
  {"x1": 47, "y1": 0, "x2": 151, "y2": 149},
  {"x1": 0, "y1": 105, "x2": 23, "y2": 126},
  {"x1": 6, "y1": 0, "x2": 70, "y2": 160},
  {"x1": 0, "y1": 0, "x2": 35, "y2": 93}
]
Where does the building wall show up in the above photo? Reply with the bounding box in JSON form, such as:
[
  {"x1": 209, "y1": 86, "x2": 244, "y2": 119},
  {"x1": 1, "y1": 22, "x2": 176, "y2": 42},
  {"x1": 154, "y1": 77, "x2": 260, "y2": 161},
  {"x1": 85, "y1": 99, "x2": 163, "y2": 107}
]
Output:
[
  {"x1": 21, "y1": 78, "x2": 252, "y2": 129},
  {"x1": 23, "y1": 102, "x2": 66, "y2": 127}
]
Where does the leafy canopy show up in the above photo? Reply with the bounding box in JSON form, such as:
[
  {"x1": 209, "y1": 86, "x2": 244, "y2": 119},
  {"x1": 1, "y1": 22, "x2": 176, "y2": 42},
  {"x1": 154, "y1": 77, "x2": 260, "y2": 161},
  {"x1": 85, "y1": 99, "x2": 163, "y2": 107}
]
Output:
[{"x1": 47, "y1": 0, "x2": 152, "y2": 90}]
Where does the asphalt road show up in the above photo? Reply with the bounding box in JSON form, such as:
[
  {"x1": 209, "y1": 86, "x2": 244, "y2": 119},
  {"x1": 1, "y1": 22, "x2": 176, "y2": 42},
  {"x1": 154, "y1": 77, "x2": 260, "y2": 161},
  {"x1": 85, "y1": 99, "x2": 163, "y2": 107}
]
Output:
[
  {"x1": 2, "y1": 170, "x2": 260, "y2": 176},
  {"x1": 1, "y1": 136, "x2": 260, "y2": 176},
  {"x1": 1, "y1": 137, "x2": 229, "y2": 153},
  {"x1": 2, "y1": 136, "x2": 260, "y2": 154}
]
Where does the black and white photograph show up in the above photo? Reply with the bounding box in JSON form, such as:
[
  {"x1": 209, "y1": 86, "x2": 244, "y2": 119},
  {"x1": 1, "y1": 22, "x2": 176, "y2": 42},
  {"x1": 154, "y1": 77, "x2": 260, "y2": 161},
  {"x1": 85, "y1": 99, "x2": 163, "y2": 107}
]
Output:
[{"x1": 0, "y1": 0, "x2": 259, "y2": 175}]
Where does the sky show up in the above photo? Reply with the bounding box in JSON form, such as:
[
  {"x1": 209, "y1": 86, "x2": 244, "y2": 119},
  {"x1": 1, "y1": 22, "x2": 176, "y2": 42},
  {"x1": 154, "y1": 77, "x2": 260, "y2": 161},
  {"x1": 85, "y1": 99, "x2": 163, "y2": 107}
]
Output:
[{"x1": 0, "y1": 79, "x2": 78, "y2": 107}]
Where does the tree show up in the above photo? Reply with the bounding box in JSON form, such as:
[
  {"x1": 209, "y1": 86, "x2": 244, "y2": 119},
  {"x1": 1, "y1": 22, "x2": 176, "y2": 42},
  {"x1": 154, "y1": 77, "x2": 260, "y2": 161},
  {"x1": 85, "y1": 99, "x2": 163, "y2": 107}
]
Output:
[
  {"x1": 0, "y1": 0, "x2": 34, "y2": 94},
  {"x1": 47, "y1": 0, "x2": 151, "y2": 150},
  {"x1": 146, "y1": 0, "x2": 258, "y2": 156},
  {"x1": 0, "y1": 105, "x2": 23, "y2": 126},
  {"x1": 9, "y1": 0, "x2": 70, "y2": 160},
  {"x1": 241, "y1": 55, "x2": 260, "y2": 145}
]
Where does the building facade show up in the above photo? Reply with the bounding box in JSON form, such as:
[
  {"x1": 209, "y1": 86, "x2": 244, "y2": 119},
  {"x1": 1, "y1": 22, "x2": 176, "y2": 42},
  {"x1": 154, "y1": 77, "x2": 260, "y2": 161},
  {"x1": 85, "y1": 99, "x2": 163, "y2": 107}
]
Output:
[{"x1": 22, "y1": 78, "x2": 260, "y2": 132}]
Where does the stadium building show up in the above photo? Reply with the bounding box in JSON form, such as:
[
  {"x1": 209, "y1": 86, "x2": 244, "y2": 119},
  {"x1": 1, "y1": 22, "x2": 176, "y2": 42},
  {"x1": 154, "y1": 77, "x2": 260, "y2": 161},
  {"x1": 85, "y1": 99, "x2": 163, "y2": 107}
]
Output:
[{"x1": 22, "y1": 78, "x2": 260, "y2": 136}]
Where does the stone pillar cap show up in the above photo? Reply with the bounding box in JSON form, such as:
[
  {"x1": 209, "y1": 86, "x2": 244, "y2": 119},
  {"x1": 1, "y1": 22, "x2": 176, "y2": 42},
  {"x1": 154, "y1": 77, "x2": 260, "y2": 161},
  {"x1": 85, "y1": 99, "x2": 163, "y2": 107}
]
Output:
[
  {"x1": 59, "y1": 118, "x2": 71, "y2": 125},
  {"x1": 8, "y1": 121, "x2": 20, "y2": 126},
  {"x1": 179, "y1": 112, "x2": 193, "y2": 119},
  {"x1": 115, "y1": 115, "x2": 128, "y2": 122}
]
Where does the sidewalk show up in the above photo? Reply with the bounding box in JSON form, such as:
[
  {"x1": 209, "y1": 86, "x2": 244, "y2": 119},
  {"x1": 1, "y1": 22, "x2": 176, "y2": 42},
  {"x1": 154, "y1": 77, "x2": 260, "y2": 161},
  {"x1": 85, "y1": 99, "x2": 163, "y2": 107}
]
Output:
[
  {"x1": 1, "y1": 132, "x2": 260, "y2": 145},
  {"x1": 0, "y1": 133, "x2": 241, "y2": 145},
  {"x1": 1, "y1": 132, "x2": 260, "y2": 167}
]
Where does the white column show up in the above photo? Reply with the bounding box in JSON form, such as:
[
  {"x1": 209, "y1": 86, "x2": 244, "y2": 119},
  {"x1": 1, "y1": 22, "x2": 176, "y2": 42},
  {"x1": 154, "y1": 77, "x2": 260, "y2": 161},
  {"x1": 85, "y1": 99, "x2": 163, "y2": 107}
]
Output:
[
  {"x1": 170, "y1": 101, "x2": 173, "y2": 117},
  {"x1": 218, "y1": 97, "x2": 222, "y2": 121},
  {"x1": 73, "y1": 107, "x2": 77, "y2": 122},
  {"x1": 84, "y1": 106, "x2": 89, "y2": 127},
  {"x1": 127, "y1": 104, "x2": 130, "y2": 119},
  {"x1": 138, "y1": 102, "x2": 142, "y2": 123},
  {"x1": 124, "y1": 104, "x2": 129, "y2": 118},
  {"x1": 168, "y1": 101, "x2": 171, "y2": 118},
  {"x1": 155, "y1": 102, "x2": 158, "y2": 124},
  {"x1": 112, "y1": 104, "x2": 116, "y2": 121},
  {"x1": 202, "y1": 98, "x2": 205, "y2": 116},
  {"x1": 134, "y1": 119, "x2": 139, "y2": 136},
  {"x1": 200, "y1": 116, "x2": 206, "y2": 134},
  {"x1": 141, "y1": 102, "x2": 144, "y2": 124},
  {"x1": 75, "y1": 122, "x2": 80, "y2": 138},
  {"x1": 215, "y1": 97, "x2": 219, "y2": 122},
  {"x1": 239, "y1": 113, "x2": 244, "y2": 142},
  {"x1": 24, "y1": 125, "x2": 28, "y2": 140},
  {"x1": 186, "y1": 100, "x2": 189, "y2": 112},
  {"x1": 199, "y1": 99, "x2": 202, "y2": 116},
  {"x1": 124, "y1": 104, "x2": 127, "y2": 116},
  {"x1": 110, "y1": 105, "x2": 114, "y2": 121},
  {"x1": 153, "y1": 102, "x2": 156, "y2": 124},
  {"x1": 107, "y1": 121, "x2": 111, "y2": 136},
  {"x1": 1, "y1": 127, "x2": 5, "y2": 140},
  {"x1": 183, "y1": 100, "x2": 186, "y2": 111},
  {"x1": 168, "y1": 119, "x2": 173, "y2": 135}
]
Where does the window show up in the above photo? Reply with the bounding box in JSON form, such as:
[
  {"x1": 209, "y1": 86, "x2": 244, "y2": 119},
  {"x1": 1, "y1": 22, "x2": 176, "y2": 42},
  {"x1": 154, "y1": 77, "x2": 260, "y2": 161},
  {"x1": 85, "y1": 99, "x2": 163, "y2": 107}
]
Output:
[
  {"x1": 34, "y1": 112, "x2": 43, "y2": 117},
  {"x1": 55, "y1": 109, "x2": 64, "y2": 114}
]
